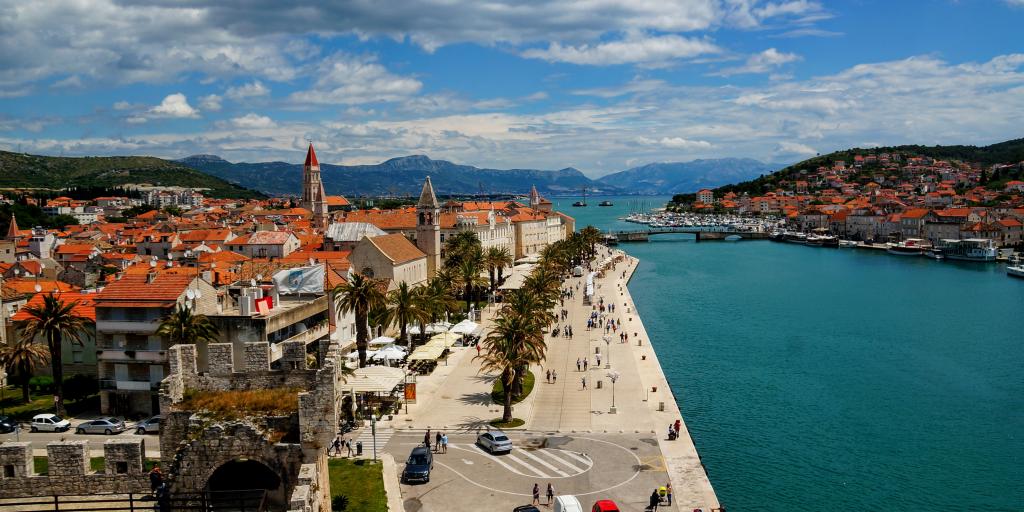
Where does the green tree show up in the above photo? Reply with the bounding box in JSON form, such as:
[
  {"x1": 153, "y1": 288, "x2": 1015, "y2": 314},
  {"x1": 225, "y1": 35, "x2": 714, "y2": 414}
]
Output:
[
  {"x1": 0, "y1": 339, "x2": 50, "y2": 403},
  {"x1": 386, "y1": 282, "x2": 429, "y2": 351},
  {"x1": 475, "y1": 304, "x2": 547, "y2": 423},
  {"x1": 443, "y1": 230, "x2": 482, "y2": 269},
  {"x1": 484, "y1": 246, "x2": 514, "y2": 292},
  {"x1": 18, "y1": 294, "x2": 87, "y2": 415},
  {"x1": 334, "y1": 273, "x2": 386, "y2": 367},
  {"x1": 156, "y1": 304, "x2": 220, "y2": 346},
  {"x1": 457, "y1": 247, "x2": 487, "y2": 312}
]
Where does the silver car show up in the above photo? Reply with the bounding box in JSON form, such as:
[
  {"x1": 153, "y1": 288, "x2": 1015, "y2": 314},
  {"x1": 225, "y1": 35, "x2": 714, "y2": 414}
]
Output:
[
  {"x1": 134, "y1": 415, "x2": 162, "y2": 435},
  {"x1": 476, "y1": 429, "x2": 513, "y2": 454},
  {"x1": 76, "y1": 417, "x2": 126, "y2": 435}
]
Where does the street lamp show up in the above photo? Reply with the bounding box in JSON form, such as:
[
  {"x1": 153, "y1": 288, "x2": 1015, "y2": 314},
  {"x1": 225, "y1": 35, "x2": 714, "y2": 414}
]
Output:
[
  {"x1": 603, "y1": 335, "x2": 611, "y2": 368},
  {"x1": 606, "y1": 370, "x2": 620, "y2": 414}
]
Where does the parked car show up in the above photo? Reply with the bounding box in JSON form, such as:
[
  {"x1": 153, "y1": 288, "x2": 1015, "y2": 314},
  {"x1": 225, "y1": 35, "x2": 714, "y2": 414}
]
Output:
[
  {"x1": 513, "y1": 507, "x2": 542, "y2": 512},
  {"x1": 476, "y1": 429, "x2": 513, "y2": 454},
  {"x1": 591, "y1": 499, "x2": 620, "y2": 512},
  {"x1": 134, "y1": 415, "x2": 161, "y2": 434},
  {"x1": 0, "y1": 415, "x2": 16, "y2": 434},
  {"x1": 401, "y1": 446, "x2": 433, "y2": 484},
  {"x1": 553, "y1": 495, "x2": 583, "y2": 512},
  {"x1": 30, "y1": 414, "x2": 71, "y2": 432},
  {"x1": 76, "y1": 417, "x2": 126, "y2": 435}
]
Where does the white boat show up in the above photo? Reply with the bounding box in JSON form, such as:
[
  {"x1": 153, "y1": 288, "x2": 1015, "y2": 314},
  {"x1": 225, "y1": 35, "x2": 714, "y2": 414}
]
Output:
[
  {"x1": 887, "y1": 238, "x2": 925, "y2": 256},
  {"x1": 924, "y1": 248, "x2": 944, "y2": 260},
  {"x1": 1008, "y1": 265, "x2": 1024, "y2": 279},
  {"x1": 839, "y1": 240, "x2": 858, "y2": 248},
  {"x1": 936, "y1": 238, "x2": 998, "y2": 262}
]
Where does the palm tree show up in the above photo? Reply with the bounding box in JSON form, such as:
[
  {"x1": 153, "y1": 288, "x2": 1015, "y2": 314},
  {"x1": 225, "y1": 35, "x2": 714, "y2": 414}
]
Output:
[
  {"x1": 18, "y1": 293, "x2": 87, "y2": 415},
  {"x1": 457, "y1": 248, "x2": 488, "y2": 312},
  {"x1": 333, "y1": 273, "x2": 386, "y2": 367},
  {"x1": 386, "y1": 282, "x2": 428, "y2": 351},
  {"x1": 475, "y1": 311, "x2": 546, "y2": 423},
  {"x1": 0, "y1": 339, "x2": 50, "y2": 403},
  {"x1": 484, "y1": 246, "x2": 514, "y2": 291},
  {"x1": 156, "y1": 304, "x2": 220, "y2": 346},
  {"x1": 443, "y1": 230, "x2": 482, "y2": 269}
]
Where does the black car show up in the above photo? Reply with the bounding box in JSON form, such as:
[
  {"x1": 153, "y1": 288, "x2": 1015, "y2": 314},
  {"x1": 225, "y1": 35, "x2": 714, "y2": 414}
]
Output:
[
  {"x1": 513, "y1": 507, "x2": 542, "y2": 512},
  {"x1": 0, "y1": 415, "x2": 15, "y2": 434},
  {"x1": 401, "y1": 446, "x2": 433, "y2": 484}
]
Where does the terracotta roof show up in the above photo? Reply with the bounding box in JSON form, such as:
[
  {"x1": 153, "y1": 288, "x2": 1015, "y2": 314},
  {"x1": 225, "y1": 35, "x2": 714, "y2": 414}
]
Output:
[
  {"x1": 367, "y1": 234, "x2": 425, "y2": 264},
  {"x1": 326, "y1": 196, "x2": 350, "y2": 207},
  {"x1": 94, "y1": 273, "x2": 193, "y2": 308},
  {"x1": 12, "y1": 291, "x2": 96, "y2": 322},
  {"x1": 304, "y1": 143, "x2": 319, "y2": 168},
  {"x1": 244, "y1": 231, "x2": 295, "y2": 245},
  {"x1": 3, "y1": 278, "x2": 79, "y2": 296}
]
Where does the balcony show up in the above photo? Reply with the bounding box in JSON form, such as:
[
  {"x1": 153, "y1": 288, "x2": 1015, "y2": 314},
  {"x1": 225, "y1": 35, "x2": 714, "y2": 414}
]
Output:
[
  {"x1": 96, "y1": 320, "x2": 161, "y2": 334},
  {"x1": 96, "y1": 349, "x2": 167, "y2": 362},
  {"x1": 269, "y1": 323, "x2": 329, "y2": 362},
  {"x1": 99, "y1": 379, "x2": 157, "y2": 391}
]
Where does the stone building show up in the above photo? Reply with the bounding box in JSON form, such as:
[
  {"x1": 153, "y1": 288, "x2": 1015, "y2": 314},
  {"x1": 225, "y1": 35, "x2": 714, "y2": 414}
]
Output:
[{"x1": 350, "y1": 234, "x2": 428, "y2": 289}]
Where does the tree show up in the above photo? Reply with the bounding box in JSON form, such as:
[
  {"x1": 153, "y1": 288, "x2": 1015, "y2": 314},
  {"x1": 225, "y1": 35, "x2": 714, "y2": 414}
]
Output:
[
  {"x1": 156, "y1": 304, "x2": 220, "y2": 346},
  {"x1": 443, "y1": 230, "x2": 482, "y2": 269},
  {"x1": 334, "y1": 273, "x2": 386, "y2": 367},
  {"x1": 457, "y1": 247, "x2": 488, "y2": 312},
  {"x1": 0, "y1": 339, "x2": 50, "y2": 403},
  {"x1": 475, "y1": 308, "x2": 546, "y2": 423},
  {"x1": 18, "y1": 293, "x2": 87, "y2": 415},
  {"x1": 484, "y1": 246, "x2": 514, "y2": 291},
  {"x1": 386, "y1": 282, "x2": 428, "y2": 351}
]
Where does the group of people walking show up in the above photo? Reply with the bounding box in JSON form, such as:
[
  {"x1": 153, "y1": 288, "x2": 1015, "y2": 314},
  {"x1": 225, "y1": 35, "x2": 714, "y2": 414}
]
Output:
[
  {"x1": 532, "y1": 482, "x2": 556, "y2": 506},
  {"x1": 424, "y1": 429, "x2": 449, "y2": 453},
  {"x1": 329, "y1": 435, "x2": 356, "y2": 457}
]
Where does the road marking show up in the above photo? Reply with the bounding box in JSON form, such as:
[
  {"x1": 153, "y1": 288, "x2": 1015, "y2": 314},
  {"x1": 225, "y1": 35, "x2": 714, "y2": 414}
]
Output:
[
  {"x1": 537, "y1": 449, "x2": 587, "y2": 474},
  {"x1": 353, "y1": 428, "x2": 394, "y2": 458},
  {"x1": 560, "y1": 450, "x2": 591, "y2": 466},
  {"x1": 462, "y1": 459, "x2": 474, "y2": 465},
  {"x1": 517, "y1": 449, "x2": 570, "y2": 477},
  {"x1": 449, "y1": 444, "x2": 524, "y2": 475},
  {"x1": 503, "y1": 452, "x2": 551, "y2": 478}
]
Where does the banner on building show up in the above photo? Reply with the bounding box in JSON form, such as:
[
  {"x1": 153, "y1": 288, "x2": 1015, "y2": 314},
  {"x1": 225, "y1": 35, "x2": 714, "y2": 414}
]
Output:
[{"x1": 273, "y1": 265, "x2": 325, "y2": 295}]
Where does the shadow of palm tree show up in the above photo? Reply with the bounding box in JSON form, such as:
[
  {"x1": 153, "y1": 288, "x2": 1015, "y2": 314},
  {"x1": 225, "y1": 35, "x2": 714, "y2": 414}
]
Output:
[
  {"x1": 456, "y1": 391, "x2": 494, "y2": 406},
  {"x1": 449, "y1": 416, "x2": 491, "y2": 433}
]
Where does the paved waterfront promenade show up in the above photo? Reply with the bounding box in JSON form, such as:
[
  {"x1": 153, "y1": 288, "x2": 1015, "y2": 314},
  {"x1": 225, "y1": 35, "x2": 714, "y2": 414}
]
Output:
[{"x1": 382, "y1": 248, "x2": 719, "y2": 511}]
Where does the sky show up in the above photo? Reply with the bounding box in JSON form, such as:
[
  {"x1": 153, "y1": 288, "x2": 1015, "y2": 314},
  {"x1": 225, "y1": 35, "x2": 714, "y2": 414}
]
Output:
[{"x1": 0, "y1": 1, "x2": 1023, "y2": 177}]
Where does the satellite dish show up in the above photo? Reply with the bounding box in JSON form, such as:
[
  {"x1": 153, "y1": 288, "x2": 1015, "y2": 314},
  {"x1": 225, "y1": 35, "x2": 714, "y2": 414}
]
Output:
[
  {"x1": 186, "y1": 289, "x2": 195, "y2": 300},
  {"x1": 250, "y1": 279, "x2": 257, "y2": 287},
  {"x1": 309, "y1": 258, "x2": 315, "y2": 266},
  {"x1": 34, "y1": 284, "x2": 42, "y2": 293},
  {"x1": 195, "y1": 290, "x2": 203, "y2": 299},
  {"x1": 150, "y1": 260, "x2": 157, "y2": 268},
  {"x1": 256, "y1": 274, "x2": 263, "y2": 281}
]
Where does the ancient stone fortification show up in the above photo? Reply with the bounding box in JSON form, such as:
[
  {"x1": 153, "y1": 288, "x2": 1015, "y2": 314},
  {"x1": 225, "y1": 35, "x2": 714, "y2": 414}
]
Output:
[
  {"x1": 0, "y1": 439, "x2": 149, "y2": 498},
  {"x1": 159, "y1": 340, "x2": 342, "y2": 512}
]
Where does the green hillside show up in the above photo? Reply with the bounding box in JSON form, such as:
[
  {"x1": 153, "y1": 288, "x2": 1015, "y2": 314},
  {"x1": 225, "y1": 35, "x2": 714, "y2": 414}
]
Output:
[
  {"x1": 712, "y1": 138, "x2": 1024, "y2": 197},
  {"x1": 0, "y1": 150, "x2": 264, "y2": 199}
]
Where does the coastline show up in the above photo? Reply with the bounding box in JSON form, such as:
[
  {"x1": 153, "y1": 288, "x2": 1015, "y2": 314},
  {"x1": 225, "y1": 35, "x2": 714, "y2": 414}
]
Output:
[{"x1": 618, "y1": 252, "x2": 720, "y2": 510}]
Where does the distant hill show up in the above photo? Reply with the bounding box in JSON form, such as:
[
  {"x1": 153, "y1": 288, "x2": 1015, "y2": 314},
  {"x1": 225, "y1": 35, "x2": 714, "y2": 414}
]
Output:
[
  {"x1": 0, "y1": 151, "x2": 264, "y2": 199},
  {"x1": 179, "y1": 154, "x2": 624, "y2": 197},
  {"x1": 595, "y1": 158, "x2": 783, "y2": 195},
  {"x1": 714, "y1": 138, "x2": 1024, "y2": 196}
]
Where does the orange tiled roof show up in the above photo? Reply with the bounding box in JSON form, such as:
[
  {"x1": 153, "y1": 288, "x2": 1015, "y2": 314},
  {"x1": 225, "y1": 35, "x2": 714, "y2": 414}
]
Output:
[
  {"x1": 367, "y1": 234, "x2": 425, "y2": 264},
  {"x1": 94, "y1": 273, "x2": 192, "y2": 308},
  {"x1": 12, "y1": 291, "x2": 97, "y2": 322},
  {"x1": 3, "y1": 278, "x2": 79, "y2": 295}
]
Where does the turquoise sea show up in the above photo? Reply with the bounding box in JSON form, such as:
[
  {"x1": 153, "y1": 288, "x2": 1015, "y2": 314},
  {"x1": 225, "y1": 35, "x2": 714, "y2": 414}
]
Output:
[{"x1": 557, "y1": 196, "x2": 1024, "y2": 511}]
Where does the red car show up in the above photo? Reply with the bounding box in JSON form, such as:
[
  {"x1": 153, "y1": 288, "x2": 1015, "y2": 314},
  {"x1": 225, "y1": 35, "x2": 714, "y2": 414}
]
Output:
[{"x1": 592, "y1": 500, "x2": 620, "y2": 512}]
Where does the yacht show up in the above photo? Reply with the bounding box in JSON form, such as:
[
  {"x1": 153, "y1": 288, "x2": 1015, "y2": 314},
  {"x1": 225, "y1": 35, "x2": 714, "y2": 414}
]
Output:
[
  {"x1": 887, "y1": 239, "x2": 924, "y2": 256},
  {"x1": 839, "y1": 240, "x2": 858, "y2": 248},
  {"x1": 936, "y1": 238, "x2": 998, "y2": 262},
  {"x1": 924, "y1": 248, "x2": 944, "y2": 260},
  {"x1": 572, "y1": 187, "x2": 588, "y2": 207},
  {"x1": 598, "y1": 200, "x2": 613, "y2": 207}
]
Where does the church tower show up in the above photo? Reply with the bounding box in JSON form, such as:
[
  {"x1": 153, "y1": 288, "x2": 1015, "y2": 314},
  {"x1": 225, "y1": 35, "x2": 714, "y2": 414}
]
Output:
[
  {"x1": 528, "y1": 185, "x2": 541, "y2": 209},
  {"x1": 301, "y1": 143, "x2": 328, "y2": 230},
  {"x1": 416, "y1": 176, "x2": 441, "y2": 278}
]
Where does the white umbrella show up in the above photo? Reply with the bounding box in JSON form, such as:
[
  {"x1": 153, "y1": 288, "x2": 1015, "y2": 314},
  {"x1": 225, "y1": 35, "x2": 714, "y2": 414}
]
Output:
[
  {"x1": 371, "y1": 345, "x2": 407, "y2": 362},
  {"x1": 450, "y1": 320, "x2": 479, "y2": 335},
  {"x1": 409, "y1": 322, "x2": 452, "y2": 335},
  {"x1": 369, "y1": 336, "x2": 396, "y2": 346}
]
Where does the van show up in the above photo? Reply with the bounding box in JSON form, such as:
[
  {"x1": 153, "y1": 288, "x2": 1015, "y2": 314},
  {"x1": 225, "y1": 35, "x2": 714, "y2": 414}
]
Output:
[{"x1": 553, "y1": 495, "x2": 583, "y2": 512}]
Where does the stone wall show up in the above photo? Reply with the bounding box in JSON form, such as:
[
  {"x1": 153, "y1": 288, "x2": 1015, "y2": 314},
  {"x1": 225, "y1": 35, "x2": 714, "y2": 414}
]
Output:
[{"x1": 0, "y1": 440, "x2": 148, "y2": 499}]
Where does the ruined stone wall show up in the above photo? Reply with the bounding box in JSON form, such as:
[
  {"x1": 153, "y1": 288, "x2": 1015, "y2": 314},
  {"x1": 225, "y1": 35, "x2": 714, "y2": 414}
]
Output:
[{"x1": 0, "y1": 440, "x2": 148, "y2": 499}]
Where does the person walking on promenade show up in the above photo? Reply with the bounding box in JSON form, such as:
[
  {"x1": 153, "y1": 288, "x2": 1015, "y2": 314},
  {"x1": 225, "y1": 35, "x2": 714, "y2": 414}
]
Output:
[
  {"x1": 648, "y1": 488, "x2": 660, "y2": 511},
  {"x1": 533, "y1": 484, "x2": 541, "y2": 506},
  {"x1": 149, "y1": 466, "x2": 163, "y2": 493},
  {"x1": 435, "y1": 431, "x2": 442, "y2": 453},
  {"x1": 347, "y1": 439, "x2": 354, "y2": 457},
  {"x1": 441, "y1": 433, "x2": 449, "y2": 454},
  {"x1": 476, "y1": 343, "x2": 481, "y2": 357},
  {"x1": 577, "y1": 358, "x2": 582, "y2": 372},
  {"x1": 546, "y1": 483, "x2": 555, "y2": 505},
  {"x1": 552, "y1": 370, "x2": 557, "y2": 383},
  {"x1": 546, "y1": 369, "x2": 552, "y2": 383},
  {"x1": 666, "y1": 483, "x2": 673, "y2": 505},
  {"x1": 330, "y1": 436, "x2": 342, "y2": 456},
  {"x1": 424, "y1": 429, "x2": 432, "y2": 451},
  {"x1": 581, "y1": 376, "x2": 587, "y2": 390},
  {"x1": 595, "y1": 353, "x2": 601, "y2": 367},
  {"x1": 583, "y1": 358, "x2": 588, "y2": 371}
]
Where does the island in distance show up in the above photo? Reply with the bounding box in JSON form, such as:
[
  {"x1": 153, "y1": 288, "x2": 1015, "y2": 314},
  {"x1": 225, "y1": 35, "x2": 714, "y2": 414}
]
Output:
[{"x1": 179, "y1": 153, "x2": 784, "y2": 197}]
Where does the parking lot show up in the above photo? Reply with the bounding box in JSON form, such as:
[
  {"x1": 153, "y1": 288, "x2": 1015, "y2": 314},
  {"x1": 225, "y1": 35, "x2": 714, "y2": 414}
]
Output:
[
  {"x1": 380, "y1": 430, "x2": 677, "y2": 512},
  {"x1": 0, "y1": 416, "x2": 160, "y2": 452}
]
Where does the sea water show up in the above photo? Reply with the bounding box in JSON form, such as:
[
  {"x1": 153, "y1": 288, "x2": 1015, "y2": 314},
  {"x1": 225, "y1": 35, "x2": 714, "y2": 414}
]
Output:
[{"x1": 558, "y1": 196, "x2": 1024, "y2": 511}]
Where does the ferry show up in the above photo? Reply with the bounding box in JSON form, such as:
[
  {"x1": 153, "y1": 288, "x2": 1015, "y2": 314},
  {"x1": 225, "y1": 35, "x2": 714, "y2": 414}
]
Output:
[
  {"x1": 598, "y1": 200, "x2": 614, "y2": 207},
  {"x1": 886, "y1": 239, "x2": 925, "y2": 256},
  {"x1": 936, "y1": 238, "x2": 998, "y2": 262}
]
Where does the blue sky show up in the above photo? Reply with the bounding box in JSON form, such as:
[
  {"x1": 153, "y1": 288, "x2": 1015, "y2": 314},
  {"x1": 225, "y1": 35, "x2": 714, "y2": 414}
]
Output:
[{"x1": 1, "y1": 0, "x2": 1022, "y2": 176}]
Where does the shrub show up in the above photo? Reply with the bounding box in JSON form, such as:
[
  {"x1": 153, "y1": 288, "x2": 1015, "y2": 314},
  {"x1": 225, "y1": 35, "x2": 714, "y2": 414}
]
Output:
[
  {"x1": 63, "y1": 374, "x2": 98, "y2": 401},
  {"x1": 29, "y1": 376, "x2": 54, "y2": 393}
]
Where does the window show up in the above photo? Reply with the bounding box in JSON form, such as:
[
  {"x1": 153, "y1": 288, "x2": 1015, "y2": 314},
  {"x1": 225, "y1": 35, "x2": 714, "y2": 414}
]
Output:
[
  {"x1": 72, "y1": 351, "x2": 84, "y2": 363},
  {"x1": 115, "y1": 461, "x2": 129, "y2": 474},
  {"x1": 3, "y1": 464, "x2": 14, "y2": 478}
]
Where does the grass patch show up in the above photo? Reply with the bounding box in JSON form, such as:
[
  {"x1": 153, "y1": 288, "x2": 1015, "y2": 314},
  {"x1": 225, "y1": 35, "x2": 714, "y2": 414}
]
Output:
[
  {"x1": 489, "y1": 418, "x2": 525, "y2": 429},
  {"x1": 491, "y1": 370, "x2": 535, "y2": 405},
  {"x1": 328, "y1": 459, "x2": 387, "y2": 512},
  {"x1": 177, "y1": 388, "x2": 300, "y2": 419},
  {"x1": 0, "y1": 392, "x2": 99, "y2": 420},
  {"x1": 32, "y1": 457, "x2": 160, "y2": 475}
]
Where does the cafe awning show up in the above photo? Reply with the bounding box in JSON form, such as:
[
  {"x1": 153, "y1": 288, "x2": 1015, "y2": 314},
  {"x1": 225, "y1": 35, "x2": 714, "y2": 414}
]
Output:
[
  {"x1": 408, "y1": 344, "x2": 445, "y2": 361},
  {"x1": 428, "y1": 331, "x2": 460, "y2": 348},
  {"x1": 346, "y1": 366, "x2": 405, "y2": 393}
]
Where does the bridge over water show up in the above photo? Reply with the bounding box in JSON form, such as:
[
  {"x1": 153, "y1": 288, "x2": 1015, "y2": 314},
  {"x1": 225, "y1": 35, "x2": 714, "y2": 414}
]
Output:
[{"x1": 604, "y1": 227, "x2": 771, "y2": 242}]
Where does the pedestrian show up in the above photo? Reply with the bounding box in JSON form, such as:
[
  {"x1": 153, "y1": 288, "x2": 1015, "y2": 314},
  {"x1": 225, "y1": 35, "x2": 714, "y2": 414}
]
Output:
[
  {"x1": 441, "y1": 433, "x2": 448, "y2": 454},
  {"x1": 149, "y1": 465, "x2": 163, "y2": 492},
  {"x1": 347, "y1": 439, "x2": 354, "y2": 457},
  {"x1": 666, "y1": 483, "x2": 673, "y2": 505},
  {"x1": 546, "y1": 369, "x2": 552, "y2": 383},
  {"x1": 596, "y1": 354, "x2": 601, "y2": 367},
  {"x1": 581, "y1": 376, "x2": 587, "y2": 390},
  {"x1": 476, "y1": 344, "x2": 481, "y2": 356},
  {"x1": 583, "y1": 358, "x2": 588, "y2": 371},
  {"x1": 424, "y1": 429, "x2": 431, "y2": 451},
  {"x1": 533, "y1": 483, "x2": 541, "y2": 506},
  {"x1": 552, "y1": 370, "x2": 557, "y2": 383},
  {"x1": 435, "y1": 431, "x2": 442, "y2": 453},
  {"x1": 330, "y1": 436, "x2": 342, "y2": 456},
  {"x1": 648, "y1": 488, "x2": 660, "y2": 511},
  {"x1": 577, "y1": 358, "x2": 582, "y2": 372},
  {"x1": 156, "y1": 482, "x2": 171, "y2": 512},
  {"x1": 546, "y1": 483, "x2": 555, "y2": 505}
]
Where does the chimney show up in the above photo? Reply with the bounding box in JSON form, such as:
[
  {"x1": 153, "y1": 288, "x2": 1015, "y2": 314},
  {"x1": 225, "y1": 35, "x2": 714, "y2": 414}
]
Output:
[{"x1": 147, "y1": 271, "x2": 158, "y2": 284}]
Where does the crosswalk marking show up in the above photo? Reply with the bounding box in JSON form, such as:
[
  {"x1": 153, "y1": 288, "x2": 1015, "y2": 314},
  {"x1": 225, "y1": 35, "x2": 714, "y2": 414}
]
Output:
[
  {"x1": 560, "y1": 450, "x2": 591, "y2": 466},
  {"x1": 449, "y1": 444, "x2": 523, "y2": 475},
  {"x1": 503, "y1": 452, "x2": 551, "y2": 478},
  {"x1": 353, "y1": 428, "x2": 394, "y2": 458},
  {"x1": 516, "y1": 449, "x2": 570, "y2": 477},
  {"x1": 538, "y1": 449, "x2": 586, "y2": 473}
]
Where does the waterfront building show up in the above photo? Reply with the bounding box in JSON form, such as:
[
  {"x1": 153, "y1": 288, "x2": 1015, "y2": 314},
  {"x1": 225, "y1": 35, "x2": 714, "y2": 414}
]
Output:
[{"x1": 697, "y1": 189, "x2": 714, "y2": 204}]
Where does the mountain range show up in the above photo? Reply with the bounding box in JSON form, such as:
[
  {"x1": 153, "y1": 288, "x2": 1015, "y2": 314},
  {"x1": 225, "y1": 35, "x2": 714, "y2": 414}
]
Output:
[{"x1": 178, "y1": 154, "x2": 782, "y2": 197}]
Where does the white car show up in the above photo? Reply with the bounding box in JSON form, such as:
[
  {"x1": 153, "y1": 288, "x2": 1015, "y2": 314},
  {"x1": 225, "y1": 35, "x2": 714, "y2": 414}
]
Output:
[
  {"x1": 476, "y1": 429, "x2": 513, "y2": 453},
  {"x1": 30, "y1": 414, "x2": 71, "y2": 432}
]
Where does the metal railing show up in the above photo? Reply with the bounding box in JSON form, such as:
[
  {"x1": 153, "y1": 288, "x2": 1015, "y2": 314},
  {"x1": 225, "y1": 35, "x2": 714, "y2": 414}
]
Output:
[{"x1": 0, "y1": 490, "x2": 267, "y2": 512}]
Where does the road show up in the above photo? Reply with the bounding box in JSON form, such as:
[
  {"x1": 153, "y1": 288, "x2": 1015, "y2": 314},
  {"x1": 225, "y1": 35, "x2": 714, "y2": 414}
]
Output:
[
  {"x1": 0, "y1": 420, "x2": 160, "y2": 455},
  {"x1": 365, "y1": 429, "x2": 678, "y2": 512}
]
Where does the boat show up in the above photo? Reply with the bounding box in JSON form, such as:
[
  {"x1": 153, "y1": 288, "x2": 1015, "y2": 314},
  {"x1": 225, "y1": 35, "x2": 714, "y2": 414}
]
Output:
[
  {"x1": 936, "y1": 238, "x2": 998, "y2": 262},
  {"x1": 839, "y1": 240, "x2": 858, "y2": 248},
  {"x1": 783, "y1": 232, "x2": 808, "y2": 244},
  {"x1": 1008, "y1": 265, "x2": 1024, "y2": 278},
  {"x1": 924, "y1": 248, "x2": 944, "y2": 260},
  {"x1": 805, "y1": 235, "x2": 824, "y2": 246},
  {"x1": 598, "y1": 200, "x2": 613, "y2": 207},
  {"x1": 572, "y1": 187, "x2": 588, "y2": 207},
  {"x1": 819, "y1": 235, "x2": 840, "y2": 248},
  {"x1": 887, "y1": 239, "x2": 924, "y2": 256}
]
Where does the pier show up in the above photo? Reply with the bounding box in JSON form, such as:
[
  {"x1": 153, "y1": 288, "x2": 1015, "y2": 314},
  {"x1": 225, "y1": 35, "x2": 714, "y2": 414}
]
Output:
[{"x1": 607, "y1": 227, "x2": 772, "y2": 242}]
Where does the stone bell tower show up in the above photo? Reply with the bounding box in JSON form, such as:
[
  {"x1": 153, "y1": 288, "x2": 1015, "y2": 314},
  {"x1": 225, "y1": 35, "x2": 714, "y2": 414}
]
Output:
[
  {"x1": 301, "y1": 143, "x2": 328, "y2": 230},
  {"x1": 416, "y1": 176, "x2": 441, "y2": 278}
]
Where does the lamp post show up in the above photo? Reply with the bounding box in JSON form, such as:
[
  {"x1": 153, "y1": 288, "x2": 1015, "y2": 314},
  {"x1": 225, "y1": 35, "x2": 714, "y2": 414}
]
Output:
[
  {"x1": 603, "y1": 335, "x2": 611, "y2": 368},
  {"x1": 606, "y1": 370, "x2": 619, "y2": 414}
]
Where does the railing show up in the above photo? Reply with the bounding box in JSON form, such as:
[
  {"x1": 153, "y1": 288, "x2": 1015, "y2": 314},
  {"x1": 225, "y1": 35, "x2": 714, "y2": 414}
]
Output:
[
  {"x1": 0, "y1": 490, "x2": 267, "y2": 512},
  {"x1": 98, "y1": 379, "x2": 158, "y2": 391}
]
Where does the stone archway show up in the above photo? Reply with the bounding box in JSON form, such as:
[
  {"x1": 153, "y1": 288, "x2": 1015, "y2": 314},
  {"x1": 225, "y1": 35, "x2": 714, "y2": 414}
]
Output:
[{"x1": 207, "y1": 459, "x2": 285, "y2": 509}]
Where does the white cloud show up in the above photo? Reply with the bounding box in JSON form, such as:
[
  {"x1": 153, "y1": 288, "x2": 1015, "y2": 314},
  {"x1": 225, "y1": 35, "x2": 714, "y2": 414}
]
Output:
[
  {"x1": 714, "y1": 48, "x2": 801, "y2": 76},
  {"x1": 1005, "y1": 0, "x2": 1024, "y2": 6},
  {"x1": 149, "y1": 93, "x2": 200, "y2": 118},
  {"x1": 522, "y1": 34, "x2": 721, "y2": 66},
  {"x1": 288, "y1": 54, "x2": 422, "y2": 105},
  {"x1": 229, "y1": 113, "x2": 276, "y2": 129},
  {"x1": 199, "y1": 94, "x2": 223, "y2": 111},
  {"x1": 225, "y1": 81, "x2": 270, "y2": 101},
  {"x1": 113, "y1": 101, "x2": 134, "y2": 111},
  {"x1": 774, "y1": 141, "x2": 818, "y2": 158},
  {"x1": 524, "y1": 91, "x2": 549, "y2": 101},
  {"x1": 637, "y1": 136, "x2": 714, "y2": 149}
]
